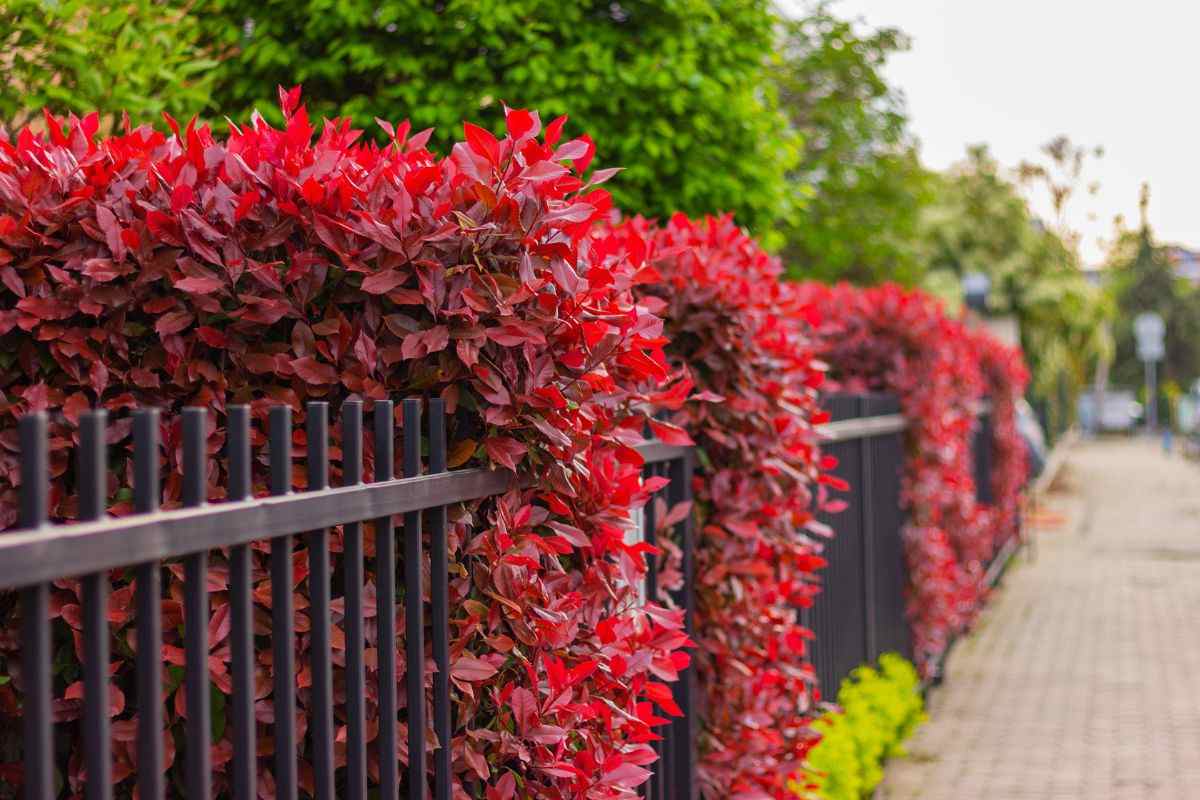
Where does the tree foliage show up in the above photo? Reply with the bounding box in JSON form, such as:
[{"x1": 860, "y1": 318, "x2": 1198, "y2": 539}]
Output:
[
  {"x1": 197, "y1": 0, "x2": 796, "y2": 234},
  {"x1": 0, "y1": 0, "x2": 218, "y2": 132},
  {"x1": 919, "y1": 145, "x2": 1110, "y2": 417},
  {"x1": 1106, "y1": 214, "x2": 1200, "y2": 392},
  {"x1": 773, "y1": 3, "x2": 932, "y2": 284}
]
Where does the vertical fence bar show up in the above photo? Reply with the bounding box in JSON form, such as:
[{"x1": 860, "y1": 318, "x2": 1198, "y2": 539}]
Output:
[
  {"x1": 269, "y1": 406, "x2": 298, "y2": 800},
  {"x1": 374, "y1": 401, "x2": 399, "y2": 800},
  {"x1": 226, "y1": 406, "x2": 256, "y2": 800},
  {"x1": 858, "y1": 398, "x2": 878, "y2": 663},
  {"x1": 306, "y1": 403, "x2": 335, "y2": 800},
  {"x1": 427, "y1": 398, "x2": 451, "y2": 800},
  {"x1": 133, "y1": 409, "x2": 164, "y2": 800},
  {"x1": 19, "y1": 413, "x2": 52, "y2": 800},
  {"x1": 79, "y1": 411, "x2": 111, "y2": 800},
  {"x1": 668, "y1": 454, "x2": 696, "y2": 800},
  {"x1": 182, "y1": 408, "x2": 212, "y2": 798},
  {"x1": 660, "y1": 462, "x2": 675, "y2": 800},
  {"x1": 343, "y1": 402, "x2": 368, "y2": 800},
  {"x1": 403, "y1": 398, "x2": 426, "y2": 800},
  {"x1": 642, "y1": 461, "x2": 662, "y2": 800}
]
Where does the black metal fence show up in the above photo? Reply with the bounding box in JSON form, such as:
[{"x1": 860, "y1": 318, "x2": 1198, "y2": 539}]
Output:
[
  {"x1": 0, "y1": 392, "x2": 1004, "y2": 798},
  {"x1": 639, "y1": 446, "x2": 696, "y2": 800},
  {"x1": 0, "y1": 400, "x2": 700, "y2": 800},
  {"x1": 804, "y1": 394, "x2": 911, "y2": 695},
  {"x1": 804, "y1": 393, "x2": 1007, "y2": 695}
]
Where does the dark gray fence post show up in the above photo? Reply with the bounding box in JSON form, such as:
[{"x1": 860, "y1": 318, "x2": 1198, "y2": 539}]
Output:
[
  {"x1": 79, "y1": 410, "x2": 111, "y2": 800},
  {"x1": 974, "y1": 401, "x2": 995, "y2": 505},
  {"x1": 669, "y1": 451, "x2": 697, "y2": 800},
  {"x1": 19, "y1": 412, "x2": 52, "y2": 800},
  {"x1": 133, "y1": 409, "x2": 165, "y2": 800}
]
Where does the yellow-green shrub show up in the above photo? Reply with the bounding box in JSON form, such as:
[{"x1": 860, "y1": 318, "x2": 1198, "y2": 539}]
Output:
[{"x1": 788, "y1": 654, "x2": 926, "y2": 799}]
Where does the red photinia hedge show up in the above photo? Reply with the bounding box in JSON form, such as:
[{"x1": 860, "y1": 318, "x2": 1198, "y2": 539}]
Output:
[
  {"x1": 592, "y1": 214, "x2": 830, "y2": 799},
  {"x1": 0, "y1": 90, "x2": 689, "y2": 797},
  {"x1": 794, "y1": 283, "x2": 1026, "y2": 676}
]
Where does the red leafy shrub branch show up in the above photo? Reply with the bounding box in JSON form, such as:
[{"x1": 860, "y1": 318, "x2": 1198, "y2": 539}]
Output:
[
  {"x1": 591, "y1": 214, "x2": 830, "y2": 799},
  {"x1": 0, "y1": 91, "x2": 689, "y2": 798},
  {"x1": 795, "y1": 284, "x2": 1027, "y2": 677}
]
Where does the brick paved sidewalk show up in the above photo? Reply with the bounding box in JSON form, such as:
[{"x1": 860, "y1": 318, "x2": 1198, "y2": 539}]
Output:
[{"x1": 881, "y1": 438, "x2": 1200, "y2": 800}]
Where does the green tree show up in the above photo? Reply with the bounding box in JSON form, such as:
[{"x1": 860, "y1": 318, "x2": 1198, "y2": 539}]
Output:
[
  {"x1": 772, "y1": 2, "x2": 932, "y2": 283},
  {"x1": 1106, "y1": 189, "x2": 1200, "y2": 393},
  {"x1": 198, "y1": 0, "x2": 796, "y2": 233},
  {"x1": 920, "y1": 145, "x2": 1111, "y2": 424},
  {"x1": 0, "y1": 0, "x2": 218, "y2": 131}
]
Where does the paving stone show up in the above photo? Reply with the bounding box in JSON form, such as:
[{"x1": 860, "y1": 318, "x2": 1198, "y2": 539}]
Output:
[{"x1": 879, "y1": 439, "x2": 1200, "y2": 800}]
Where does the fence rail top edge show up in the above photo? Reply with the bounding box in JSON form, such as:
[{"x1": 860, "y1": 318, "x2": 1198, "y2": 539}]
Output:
[{"x1": 820, "y1": 413, "x2": 908, "y2": 442}]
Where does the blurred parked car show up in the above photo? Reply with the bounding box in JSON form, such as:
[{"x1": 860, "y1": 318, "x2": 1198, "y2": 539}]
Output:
[
  {"x1": 1015, "y1": 398, "x2": 1047, "y2": 481},
  {"x1": 1078, "y1": 390, "x2": 1142, "y2": 433}
]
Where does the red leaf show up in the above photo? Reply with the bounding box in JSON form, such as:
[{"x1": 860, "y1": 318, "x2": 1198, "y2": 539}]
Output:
[
  {"x1": 171, "y1": 184, "x2": 194, "y2": 213},
  {"x1": 360, "y1": 270, "x2": 406, "y2": 295},
  {"x1": 463, "y1": 122, "x2": 500, "y2": 166},
  {"x1": 175, "y1": 277, "x2": 224, "y2": 295},
  {"x1": 301, "y1": 177, "x2": 325, "y2": 205},
  {"x1": 544, "y1": 114, "x2": 568, "y2": 147},
  {"x1": 154, "y1": 310, "x2": 194, "y2": 336},
  {"x1": 451, "y1": 655, "x2": 499, "y2": 682},
  {"x1": 486, "y1": 322, "x2": 546, "y2": 347},
  {"x1": 504, "y1": 106, "x2": 539, "y2": 142},
  {"x1": 648, "y1": 419, "x2": 693, "y2": 447},
  {"x1": 483, "y1": 436, "x2": 527, "y2": 471},
  {"x1": 291, "y1": 356, "x2": 338, "y2": 385},
  {"x1": 520, "y1": 160, "x2": 569, "y2": 183}
]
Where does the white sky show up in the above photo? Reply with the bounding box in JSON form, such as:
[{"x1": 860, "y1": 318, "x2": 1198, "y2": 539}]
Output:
[{"x1": 779, "y1": 0, "x2": 1200, "y2": 265}]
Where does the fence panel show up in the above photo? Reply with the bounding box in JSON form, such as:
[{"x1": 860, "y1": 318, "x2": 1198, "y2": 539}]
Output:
[
  {"x1": 807, "y1": 394, "x2": 869, "y2": 694},
  {"x1": 2, "y1": 403, "x2": 702, "y2": 800},
  {"x1": 804, "y1": 394, "x2": 911, "y2": 693},
  {"x1": 863, "y1": 395, "x2": 911, "y2": 664},
  {"x1": 639, "y1": 445, "x2": 697, "y2": 800},
  {"x1": 974, "y1": 403, "x2": 995, "y2": 505},
  {"x1": 2, "y1": 400, "x2": 509, "y2": 800}
]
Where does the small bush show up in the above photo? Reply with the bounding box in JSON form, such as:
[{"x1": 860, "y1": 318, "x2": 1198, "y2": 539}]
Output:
[{"x1": 788, "y1": 654, "x2": 925, "y2": 800}]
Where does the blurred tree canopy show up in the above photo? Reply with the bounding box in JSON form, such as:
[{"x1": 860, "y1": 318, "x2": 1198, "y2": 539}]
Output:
[
  {"x1": 920, "y1": 145, "x2": 1111, "y2": 418},
  {"x1": 0, "y1": 0, "x2": 218, "y2": 133},
  {"x1": 772, "y1": 3, "x2": 932, "y2": 284},
  {"x1": 195, "y1": 0, "x2": 797, "y2": 234},
  {"x1": 1105, "y1": 196, "x2": 1200, "y2": 393}
]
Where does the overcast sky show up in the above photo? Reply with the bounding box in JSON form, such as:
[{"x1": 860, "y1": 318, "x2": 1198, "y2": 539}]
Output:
[{"x1": 779, "y1": 0, "x2": 1200, "y2": 265}]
